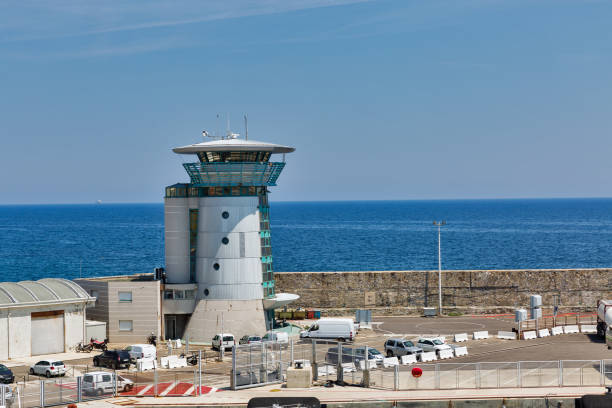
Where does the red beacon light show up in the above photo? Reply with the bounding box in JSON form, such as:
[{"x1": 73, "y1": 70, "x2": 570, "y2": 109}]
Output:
[{"x1": 411, "y1": 367, "x2": 423, "y2": 378}]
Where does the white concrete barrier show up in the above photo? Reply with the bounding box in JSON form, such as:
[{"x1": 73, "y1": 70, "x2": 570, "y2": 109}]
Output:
[
  {"x1": 522, "y1": 331, "x2": 537, "y2": 340},
  {"x1": 358, "y1": 359, "x2": 378, "y2": 370},
  {"x1": 382, "y1": 357, "x2": 399, "y2": 368},
  {"x1": 454, "y1": 333, "x2": 468, "y2": 342},
  {"x1": 400, "y1": 354, "x2": 417, "y2": 365},
  {"x1": 551, "y1": 326, "x2": 564, "y2": 336},
  {"x1": 172, "y1": 357, "x2": 188, "y2": 368},
  {"x1": 160, "y1": 356, "x2": 170, "y2": 368},
  {"x1": 136, "y1": 358, "x2": 157, "y2": 371},
  {"x1": 564, "y1": 325, "x2": 579, "y2": 334},
  {"x1": 438, "y1": 349, "x2": 453, "y2": 360},
  {"x1": 420, "y1": 351, "x2": 437, "y2": 362},
  {"x1": 454, "y1": 346, "x2": 468, "y2": 357},
  {"x1": 497, "y1": 331, "x2": 517, "y2": 340},
  {"x1": 318, "y1": 365, "x2": 337, "y2": 376},
  {"x1": 581, "y1": 325, "x2": 597, "y2": 334},
  {"x1": 473, "y1": 331, "x2": 489, "y2": 340},
  {"x1": 341, "y1": 362, "x2": 356, "y2": 373},
  {"x1": 538, "y1": 329, "x2": 550, "y2": 338}
]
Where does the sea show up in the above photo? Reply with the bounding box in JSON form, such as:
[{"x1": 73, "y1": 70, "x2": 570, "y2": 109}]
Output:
[{"x1": 1, "y1": 198, "x2": 612, "y2": 282}]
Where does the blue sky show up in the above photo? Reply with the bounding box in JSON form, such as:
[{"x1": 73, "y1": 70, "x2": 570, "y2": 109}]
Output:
[{"x1": 1, "y1": 0, "x2": 611, "y2": 204}]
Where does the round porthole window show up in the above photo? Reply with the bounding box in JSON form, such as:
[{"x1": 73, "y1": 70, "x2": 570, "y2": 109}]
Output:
[
  {"x1": 204, "y1": 289, "x2": 210, "y2": 296},
  {"x1": 222, "y1": 237, "x2": 229, "y2": 245},
  {"x1": 213, "y1": 263, "x2": 220, "y2": 270},
  {"x1": 222, "y1": 211, "x2": 229, "y2": 219}
]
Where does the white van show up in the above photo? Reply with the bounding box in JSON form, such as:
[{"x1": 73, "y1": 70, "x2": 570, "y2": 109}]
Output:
[
  {"x1": 300, "y1": 318, "x2": 355, "y2": 341},
  {"x1": 123, "y1": 344, "x2": 157, "y2": 362},
  {"x1": 82, "y1": 371, "x2": 133, "y2": 396},
  {"x1": 212, "y1": 333, "x2": 235, "y2": 351},
  {"x1": 262, "y1": 331, "x2": 289, "y2": 344}
]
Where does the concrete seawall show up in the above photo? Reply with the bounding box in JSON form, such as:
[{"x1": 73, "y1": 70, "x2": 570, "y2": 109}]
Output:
[{"x1": 275, "y1": 268, "x2": 612, "y2": 315}]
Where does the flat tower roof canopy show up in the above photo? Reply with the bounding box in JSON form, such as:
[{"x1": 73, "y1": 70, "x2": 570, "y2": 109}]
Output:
[{"x1": 173, "y1": 138, "x2": 295, "y2": 154}]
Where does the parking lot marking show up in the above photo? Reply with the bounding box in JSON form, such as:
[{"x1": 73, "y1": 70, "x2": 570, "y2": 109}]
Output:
[
  {"x1": 136, "y1": 384, "x2": 153, "y2": 396},
  {"x1": 159, "y1": 381, "x2": 178, "y2": 396}
]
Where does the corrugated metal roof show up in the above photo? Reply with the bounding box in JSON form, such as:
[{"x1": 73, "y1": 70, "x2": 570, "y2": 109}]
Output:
[{"x1": 0, "y1": 278, "x2": 91, "y2": 308}]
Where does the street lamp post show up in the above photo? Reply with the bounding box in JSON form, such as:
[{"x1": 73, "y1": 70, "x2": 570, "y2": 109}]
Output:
[{"x1": 433, "y1": 221, "x2": 446, "y2": 315}]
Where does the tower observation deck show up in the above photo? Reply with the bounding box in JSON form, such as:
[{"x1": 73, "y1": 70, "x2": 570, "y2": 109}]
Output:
[{"x1": 162, "y1": 133, "x2": 297, "y2": 341}]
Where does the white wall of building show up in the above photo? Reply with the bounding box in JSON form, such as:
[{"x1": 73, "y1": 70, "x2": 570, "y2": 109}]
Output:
[
  {"x1": 0, "y1": 313, "x2": 8, "y2": 360},
  {"x1": 7, "y1": 309, "x2": 31, "y2": 359},
  {"x1": 164, "y1": 198, "x2": 190, "y2": 284}
]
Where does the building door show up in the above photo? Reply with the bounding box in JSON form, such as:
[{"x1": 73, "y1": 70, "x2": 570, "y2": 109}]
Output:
[
  {"x1": 31, "y1": 311, "x2": 64, "y2": 355},
  {"x1": 165, "y1": 316, "x2": 176, "y2": 339}
]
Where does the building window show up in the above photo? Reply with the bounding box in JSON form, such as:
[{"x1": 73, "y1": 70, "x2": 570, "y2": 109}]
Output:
[
  {"x1": 222, "y1": 237, "x2": 229, "y2": 245},
  {"x1": 174, "y1": 290, "x2": 185, "y2": 300},
  {"x1": 119, "y1": 320, "x2": 133, "y2": 331},
  {"x1": 164, "y1": 290, "x2": 174, "y2": 299},
  {"x1": 222, "y1": 211, "x2": 229, "y2": 219},
  {"x1": 213, "y1": 263, "x2": 220, "y2": 270},
  {"x1": 184, "y1": 290, "x2": 195, "y2": 299},
  {"x1": 204, "y1": 288, "x2": 210, "y2": 296},
  {"x1": 118, "y1": 291, "x2": 132, "y2": 302},
  {"x1": 90, "y1": 290, "x2": 98, "y2": 305}
]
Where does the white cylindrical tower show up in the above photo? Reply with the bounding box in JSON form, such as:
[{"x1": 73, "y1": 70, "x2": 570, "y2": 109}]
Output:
[{"x1": 162, "y1": 135, "x2": 297, "y2": 341}]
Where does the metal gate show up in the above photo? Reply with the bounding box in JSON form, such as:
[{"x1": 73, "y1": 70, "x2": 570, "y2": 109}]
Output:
[{"x1": 31, "y1": 311, "x2": 64, "y2": 355}]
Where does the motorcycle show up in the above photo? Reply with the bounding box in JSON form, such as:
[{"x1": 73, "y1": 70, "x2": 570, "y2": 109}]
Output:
[
  {"x1": 180, "y1": 353, "x2": 198, "y2": 366},
  {"x1": 76, "y1": 341, "x2": 93, "y2": 353},
  {"x1": 90, "y1": 337, "x2": 108, "y2": 351}
]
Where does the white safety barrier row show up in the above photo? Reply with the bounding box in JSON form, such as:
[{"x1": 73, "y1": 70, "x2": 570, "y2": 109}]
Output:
[
  {"x1": 581, "y1": 325, "x2": 597, "y2": 334},
  {"x1": 341, "y1": 362, "x2": 356, "y2": 373},
  {"x1": 420, "y1": 351, "x2": 437, "y2": 362},
  {"x1": 522, "y1": 331, "x2": 537, "y2": 340},
  {"x1": 358, "y1": 359, "x2": 378, "y2": 370},
  {"x1": 538, "y1": 329, "x2": 550, "y2": 338},
  {"x1": 161, "y1": 355, "x2": 187, "y2": 369},
  {"x1": 497, "y1": 331, "x2": 517, "y2": 340},
  {"x1": 318, "y1": 365, "x2": 337, "y2": 376},
  {"x1": 454, "y1": 346, "x2": 468, "y2": 357},
  {"x1": 473, "y1": 331, "x2": 489, "y2": 340},
  {"x1": 383, "y1": 357, "x2": 399, "y2": 368},
  {"x1": 438, "y1": 349, "x2": 453, "y2": 360},
  {"x1": 551, "y1": 326, "x2": 564, "y2": 336},
  {"x1": 400, "y1": 354, "x2": 417, "y2": 365},
  {"x1": 454, "y1": 333, "x2": 468, "y2": 342},
  {"x1": 564, "y1": 325, "x2": 580, "y2": 334},
  {"x1": 136, "y1": 357, "x2": 157, "y2": 371}
]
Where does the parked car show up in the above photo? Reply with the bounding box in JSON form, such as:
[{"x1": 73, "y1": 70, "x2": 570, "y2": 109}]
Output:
[
  {"x1": 262, "y1": 332, "x2": 289, "y2": 344},
  {"x1": 0, "y1": 364, "x2": 14, "y2": 384},
  {"x1": 29, "y1": 360, "x2": 66, "y2": 378},
  {"x1": 416, "y1": 338, "x2": 452, "y2": 356},
  {"x1": 299, "y1": 318, "x2": 355, "y2": 341},
  {"x1": 123, "y1": 344, "x2": 157, "y2": 362},
  {"x1": 82, "y1": 371, "x2": 133, "y2": 396},
  {"x1": 212, "y1": 333, "x2": 235, "y2": 351},
  {"x1": 239, "y1": 335, "x2": 262, "y2": 345},
  {"x1": 93, "y1": 350, "x2": 131, "y2": 369},
  {"x1": 0, "y1": 384, "x2": 13, "y2": 407},
  {"x1": 384, "y1": 338, "x2": 423, "y2": 357},
  {"x1": 324, "y1": 347, "x2": 355, "y2": 365},
  {"x1": 354, "y1": 346, "x2": 384, "y2": 364}
]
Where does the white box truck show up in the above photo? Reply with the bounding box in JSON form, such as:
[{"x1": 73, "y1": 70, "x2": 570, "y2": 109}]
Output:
[
  {"x1": 596, "y1": 300, "x2": 612, "y2": 348},
  {"x1": 299, "y1": 318, "x2": 355, "y2": 341}
]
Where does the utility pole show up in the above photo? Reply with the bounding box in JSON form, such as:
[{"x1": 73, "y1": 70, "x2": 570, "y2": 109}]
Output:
[{"x1": 433, "y1": 221, "x2": 446, "y2": 315}]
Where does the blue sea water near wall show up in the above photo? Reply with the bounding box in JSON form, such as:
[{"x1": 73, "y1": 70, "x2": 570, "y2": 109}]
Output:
[{"x1": 1, "y1": 199, "x2": 612, "y2": 282}]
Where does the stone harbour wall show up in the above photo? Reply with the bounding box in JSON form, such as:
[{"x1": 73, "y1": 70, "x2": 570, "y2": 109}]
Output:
[{"x1": 274, "y1": 269, "x2": 612, "y2": 316}]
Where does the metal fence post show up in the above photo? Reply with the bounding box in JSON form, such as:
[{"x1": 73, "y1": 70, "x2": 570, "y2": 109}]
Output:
[
  {"x1": 154, "y1": 368, "x2": 158, "y2": 397},
  {"x1": 435, "y1": 364, "x2": 440, "y2": 389},
  {"x1": 394, "y1": 364, "x2": 399, "y2": 390},
  {"x1": 77, "y1": 376, "x2": 82, "y2": 403},
  {"x1": 290, "y1": 339, "x2": 294, "y2": 367},
  {"x1": 231, "y1": 345, "x2": 237, "y2": 390},
  {"x1": 517, "y1": 362, "x2": 521, "y2": 388},
  {"x1": 311, "y1": 339, "x2": 318, "y2": 381},
  {"x1": 336, "y1": 342, "x2": 344, "y2": 384},
  {"x1": 198, "y1": 349, "x2": 202, "y2": 395},
  {"x1": 559, "y1": 360, "x2": 563, "y2": 387},
  {"x1": 40, "y1": 380, "x2": 45, "y2": 408},
  {"x1": 113, "y1": 370, "x2": 117, "y2": 397},
  {"x1": 1, "y1": 383, "x2": 5, "y2": 408},
  {"x1": 476, "y1": 362, "x2": 481, "y2": 388},
  {"x1": 601, "y1": 360, "x2": 605, "y2": 386}
]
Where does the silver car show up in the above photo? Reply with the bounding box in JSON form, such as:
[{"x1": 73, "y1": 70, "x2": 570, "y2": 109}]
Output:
[
  {"x1": 29, "y1": 360, "x2": 66, "y2": 378},
  {"x1": 384, "y1": 338, "x2": 423, "y2": 357}
]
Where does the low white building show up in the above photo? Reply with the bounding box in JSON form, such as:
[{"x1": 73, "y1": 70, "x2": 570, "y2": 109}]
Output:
[{"x1": 0, "y1": 278, "x2": 95, "y2": 359}]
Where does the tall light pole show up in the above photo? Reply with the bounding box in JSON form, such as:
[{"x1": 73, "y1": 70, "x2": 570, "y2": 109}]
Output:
[{"x1": 433, "y1": 221, "x2": 446, "y2": 315}]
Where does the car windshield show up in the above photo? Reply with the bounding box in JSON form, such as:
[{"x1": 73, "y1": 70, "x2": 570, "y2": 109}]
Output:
[
  {"x1": 432, "y1": 339, "x2": 444, "y2": 345},
  {"x1": 403, "y1": 341, "x2": 414, "y2": 347},
  {"x1": 118, "y1": 351, "x2": 130, "y2": 358},
  {"x1": 223, "y1": 336, "x2": 233, "y2": 341},
  {"x1": 0, "y1": 364, "x2": 8, "y2": 371},
  {"x1": 250, "y1": 337, "x2": 261, "y2": 341},
  {"x1": 369, "y1": 348, "x2": 381, "y2": 355},
  {"x1": 83, "y1": 376, "x2": 93, "y2": 383},
  {"x1": 53, "y1": 362, "x2": 64, "y2": 366}
]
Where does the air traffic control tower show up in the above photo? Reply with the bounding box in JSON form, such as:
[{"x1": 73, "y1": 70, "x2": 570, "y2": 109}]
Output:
[{"x1": 162, "y1": 129, "x2": 298, "y2": 341}]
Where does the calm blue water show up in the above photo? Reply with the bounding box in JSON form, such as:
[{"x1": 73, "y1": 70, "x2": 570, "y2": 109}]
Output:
[{"x1": 1, "y1": 199, "x2": 612, "y2": 282}]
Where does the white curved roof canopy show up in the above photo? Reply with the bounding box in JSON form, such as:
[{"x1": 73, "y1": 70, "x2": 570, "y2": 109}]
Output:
[
  {"x1": 173, "y1": 138, "x2": 295, "y2": 154},
  {"x1": 0, "y1": 278, "x2": 93, "y2": 308}
]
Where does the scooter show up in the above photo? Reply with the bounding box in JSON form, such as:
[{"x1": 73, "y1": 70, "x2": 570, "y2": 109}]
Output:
[
  {"x1": 76, "y1": 341, "x2": 93, "y2": 353},
  {"x1": 147, "y1": 333, "x2": 157, "y2": 347},
  {"x1": 90, "y1": 337, "x2": 108, "y2": 351},
  {"x1": 180, "y1": 353, "x2": 198, "y2": 366}
]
